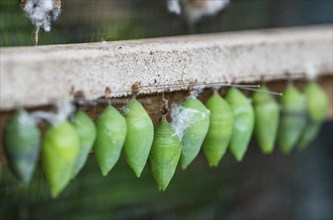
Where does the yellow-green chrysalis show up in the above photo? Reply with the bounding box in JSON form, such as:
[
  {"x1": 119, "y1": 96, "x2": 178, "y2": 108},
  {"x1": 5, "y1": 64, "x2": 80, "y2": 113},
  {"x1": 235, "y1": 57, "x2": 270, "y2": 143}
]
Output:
[
  {"x1": 277, "y1": 83, "x2": 306, "y2": 154},
  {"x1": 297, "y1": 82, "x2": 328, "y2": 150},
  {"x1": 149, "y1": 115, "x2": 181, "y2": 191},
  {"x1": 41, "y1": 120, "x2": 79, "y2": 198},
  {"x1": 178, "y1": 95, "x2": 210, "y2": 169},
  {"x1": 202, "y1": 90, "x2": 233, "y2": 167},
  {"x1": 93, "y1": 106, "x2": 127, "y2": 176},
  {"x1": 123, "y1": 98, "x2": 154, "y2": 177},
  {"x1": 70, "y1": 110, "x2": 96, "y2": 178},
  {"x1": 225, "y1": 87, "x2": 255, "y2": 161},
  {"x1": 3, "y1": 109, "x2": 40, "y2": 183},
  {"x1": 252, "y1": 86, "x2": 280, "y2": 154}
]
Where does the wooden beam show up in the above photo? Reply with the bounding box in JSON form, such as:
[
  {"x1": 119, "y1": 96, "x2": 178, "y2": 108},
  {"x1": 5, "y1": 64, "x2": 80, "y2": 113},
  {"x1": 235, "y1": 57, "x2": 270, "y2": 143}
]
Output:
[{"x1": 1, "y1": 25, "x2": 332, "y2": 110}]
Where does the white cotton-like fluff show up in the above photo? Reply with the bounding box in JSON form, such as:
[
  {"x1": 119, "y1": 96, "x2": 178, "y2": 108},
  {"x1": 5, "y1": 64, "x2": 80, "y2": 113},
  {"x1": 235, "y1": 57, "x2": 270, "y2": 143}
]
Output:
[
  {"x1": 204, "y1": 0, "x2": 230, "y2": 16},
  {"x1": 31, "y1": 101, "x2": 74, "y2": 125},
  {"x1": 170, "y1": 103, "x2": 200, "y2": 139},
  {"x1": 183, "y1": 0, "x2": 230, "y2": 24},
  {"x1": 167, "y1": 0, "x2": 181, "y2": 14},
  {"x1": 305, "y1": 63, "x2": 318, "y2": 80},
  {"x1": 23, "y1": 0, "x2": 61, "y2": 32},
  {"x1": 167, "y1": 0, "x2": 230, "y2": 23},
  {"x1": 52, "y1": 7, "x2": 61, "y2": 20},
  {"x1": 190, "y1": 85, "x2": 205, "y2": 97},
  {"x1": 31, "y1": 111, "x2": 56, "y2": 124},
  {"x1": 55, "y1": 101, "x2": 74, "y2": 123}
]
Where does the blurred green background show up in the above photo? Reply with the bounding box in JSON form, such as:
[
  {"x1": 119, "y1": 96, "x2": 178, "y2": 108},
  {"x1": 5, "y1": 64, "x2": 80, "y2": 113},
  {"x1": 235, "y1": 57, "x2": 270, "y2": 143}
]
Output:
[
  {"x1": 0, "y1": 0, "x2": 332, "y2": 46},
  {"x1": 1, "y1": 0, "x2": 333, "y2": 219}
]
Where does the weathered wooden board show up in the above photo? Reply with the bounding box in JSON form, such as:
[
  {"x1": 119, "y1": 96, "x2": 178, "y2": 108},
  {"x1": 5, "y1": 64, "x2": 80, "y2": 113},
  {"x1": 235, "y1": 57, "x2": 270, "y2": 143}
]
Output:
[{"x1": 1, "y1": 26, "x2": 332, "y2": 110}]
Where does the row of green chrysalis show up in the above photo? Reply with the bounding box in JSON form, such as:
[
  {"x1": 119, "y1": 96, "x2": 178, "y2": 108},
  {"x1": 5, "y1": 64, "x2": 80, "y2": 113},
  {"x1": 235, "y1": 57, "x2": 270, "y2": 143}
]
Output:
[{"x1": 2, "y1": 82, "x2": 328, "y2": 197}]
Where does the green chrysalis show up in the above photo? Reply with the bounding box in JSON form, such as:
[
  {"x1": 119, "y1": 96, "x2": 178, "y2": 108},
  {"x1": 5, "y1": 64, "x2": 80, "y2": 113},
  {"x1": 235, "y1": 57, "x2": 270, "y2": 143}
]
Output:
[
  {"x1": 93, "y1": 106, "x2": 127, "y2": 176},
  {"x1": 252, "y1": 86, "x2": 280, "y2": 154},
  {"x1": 179, "y1": 95, "x2": 210, "y2": 170},
  {"x1": 149, "y1": 115, "x2": 181, "y2": 191},
  {"x1": 277, "y1": 83, "x2": 306, "y2": 154},
  {"x1": 41, "y1": 120, "x2": 79, "y2": 198},
  {"x1": 70, "y1": 110, "x2": 96, "y2": 178},
  {"x1": 225, "y1": 87, "x2": 255, "y2": 161},
  {"x1": 297, "y1": 82, "x2": 328, "y2": 150},
  {"x1": 3, "y1": 109, "x2": 40, "y2": 183},
  {"x1": 202, "y1": 90, "x2": 233, "y2": 167},
  {"x1": 123, "y1": 98, "x2": 154, "y2": 177}
]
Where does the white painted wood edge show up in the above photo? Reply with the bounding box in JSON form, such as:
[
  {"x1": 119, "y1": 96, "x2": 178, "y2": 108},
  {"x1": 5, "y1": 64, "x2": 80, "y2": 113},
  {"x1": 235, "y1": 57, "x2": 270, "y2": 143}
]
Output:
[{"x1": 1, "y1": 25, "x2": 332, "y2": 110}]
